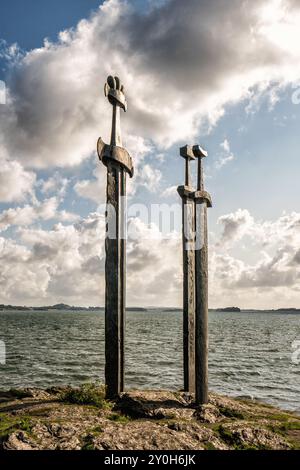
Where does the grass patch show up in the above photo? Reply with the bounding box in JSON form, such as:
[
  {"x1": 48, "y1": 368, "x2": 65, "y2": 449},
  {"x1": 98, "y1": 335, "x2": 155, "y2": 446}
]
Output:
[
  {"x1": 0, "y1": 414, "x2": 34, "y2": 441},
  {"x1": 81, "y1": 441, "x2": 96, "y2": 451},
  {"x1": 217, "y1": 425, "x2": 235, "y2": 445},
  {"x1": 216, "y1": 425, "x2": 265, "y2": 450},
  {"x1": 269, "y1": 419, "x2": 300, "y2": 434},
  {"x1": 268, "y1": 412, "x2": 297, "y2": 422},
  {"x1": 91, "y1": 425, "x2": 104, "y2": 434},
  {"x1": 81, "y1": 426, "x2": 104, "y2": 451},
  {"x1": 277, "y1": 421, "x2": 300, "y2": 432},
  {"x1": 59, "y1": 384, "x2": 109, "y2": 409},
  {"x1": 8, "y1": 389, "x2": 33, "y2": 399},
  {"x1": 108, "y1": 412, "x2": 131, "y2": 424},
  {"x1": 219, "y1": 406, "x2": 245, "y2": 420},
  {"x1": 204, "y1": 441, "x2": 217, "y2": 450},
  {"x1": 268, "y1": 425, "x2": 300, "y2": 451}
]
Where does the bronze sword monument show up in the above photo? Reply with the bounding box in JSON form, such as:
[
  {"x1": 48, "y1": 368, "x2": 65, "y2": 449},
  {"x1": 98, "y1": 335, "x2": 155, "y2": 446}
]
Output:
[
  {"x1": 97, "y1": 76, "x2": 211, "y2": 403},
  {"x1": 97, "y1": 76, "x2": 134, "y2": 398},
  {"x1": 193, "y1": 146, "x2": 212, "y2": 405},
  {"x1": 177, "y1": 146, "x2": 196, "y2": 393},
  {"x1": 178, "y1": 145, "x2": 212, "y2": 405}
]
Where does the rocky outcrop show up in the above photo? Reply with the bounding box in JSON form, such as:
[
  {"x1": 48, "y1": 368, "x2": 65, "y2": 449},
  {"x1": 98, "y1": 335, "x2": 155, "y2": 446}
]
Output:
[{"x1": 0, "y1": 387, "x2": 299, "y2": 450}]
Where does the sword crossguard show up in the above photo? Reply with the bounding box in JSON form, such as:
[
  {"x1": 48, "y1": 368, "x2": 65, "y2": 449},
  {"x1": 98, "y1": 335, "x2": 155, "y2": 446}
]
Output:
[{"x1": 97, "y1": 137, "x2": 134, "y2": 177}]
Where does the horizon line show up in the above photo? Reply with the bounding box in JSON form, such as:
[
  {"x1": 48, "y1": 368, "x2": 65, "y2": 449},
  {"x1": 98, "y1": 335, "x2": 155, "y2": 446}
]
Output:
[{"x1": 1, "y1": 303, "x2": 300, "y2": 312}]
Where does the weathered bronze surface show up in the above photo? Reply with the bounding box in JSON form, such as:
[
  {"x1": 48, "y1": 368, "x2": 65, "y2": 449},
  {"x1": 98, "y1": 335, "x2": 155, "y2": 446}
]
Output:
[
  {"x1": 178, "y1": 148, "x2": 196, "y2": 393},
  {"x1": 98, "y1": 76, "x2": 133, "y2": 399},
  {"x1": 193, "y1": 190, "x2": 212, "y2": 208},
  {"x1": 193, "y1": 146, "x2": 212, "y2": 405},
  {"x1": 178, "y1": 144, "x2": 212, "y2": 404},
  {"x1": 178, "y1": 183, "x2": 195, "y2": 393},
  {"x1": 97, "y1": 138, "x2": 134, "y2": 177}
]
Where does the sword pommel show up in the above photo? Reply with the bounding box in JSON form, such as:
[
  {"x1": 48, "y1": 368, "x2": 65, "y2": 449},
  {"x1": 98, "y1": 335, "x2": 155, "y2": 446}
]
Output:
[{"x1": 104, "y1": 76, "x2": 127, "y2": 112}]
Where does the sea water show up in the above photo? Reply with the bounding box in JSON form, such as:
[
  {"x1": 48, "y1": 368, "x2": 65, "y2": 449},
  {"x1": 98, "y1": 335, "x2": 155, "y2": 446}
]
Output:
[{"x1": 0, "y1": 309, "x2": 299, "y2": 411}]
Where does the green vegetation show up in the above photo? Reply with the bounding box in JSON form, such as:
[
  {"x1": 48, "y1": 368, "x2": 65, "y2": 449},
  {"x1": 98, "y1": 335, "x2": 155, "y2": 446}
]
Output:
[
  {"x1": 81, "y1": 439, "x2": 96, "y2": 451},
  {"x1": 59, "y1": 383, "x2": 109, "y2": 409},
  {"x1": 216, "y1": 425, "x2": 267, "y2": 450},
  {"x1": 219, "y1": 406, "x2": 245, "y2": 420},
  {"x1": 267, "y1": 417, "x2": 300, "y2": 449},
  {"x1": 268, "y1": 411, "x2": 299, "y2": 422},
  {"x1": 108, "y1": 412, "x2": 131, "y2": 424},
  {"x1": 204, "y1": 441, "x2": 217, "y2": 450},
  {"x1": 0, "y1": 414, "x2": 33, "y2": 441},
  {"x1": 91, "y1": 425, "x2": 104, "y2": 433},
  {"x1": 280, "y1": 421, "x2": 300, "y2": 431},
  {"x1": 1, "y1": 387, "x2": 299, "y2": 450},
  {"x1": 81, "y1": 426, "x2": 104, "y2": 450},
  {"x1": 216, "y1": 425, "x2": 235, "y2": 444},
  {"x1": 8, "y1": 389, "x2": 33, "y2": 399}
]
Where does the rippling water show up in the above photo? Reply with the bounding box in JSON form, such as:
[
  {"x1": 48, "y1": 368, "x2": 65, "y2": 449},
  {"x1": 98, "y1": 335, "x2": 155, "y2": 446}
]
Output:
[{"x1": 0, "y1": 309, "x2": 299, "y2": 411}]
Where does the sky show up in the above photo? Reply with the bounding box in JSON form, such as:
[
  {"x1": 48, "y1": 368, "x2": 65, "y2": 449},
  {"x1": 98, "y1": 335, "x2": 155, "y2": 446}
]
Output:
[{"x1": 0, "y1": 0, "x2": 300, "y2": 308}]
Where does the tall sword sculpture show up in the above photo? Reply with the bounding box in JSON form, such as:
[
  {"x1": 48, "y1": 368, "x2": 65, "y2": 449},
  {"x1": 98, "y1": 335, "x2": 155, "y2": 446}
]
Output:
[
  {"x1": 97, "y1": 76, "x2": 134, "y2": 398},
  {"x1": 178, "y1": 145, "x2": 212, "y2": 405},
  {"x1": 177, "y1": 146, "x2": 196, "y2": 393},
  {"x1": 193, "y1": 146, "x2": 212, "y2": 405}
]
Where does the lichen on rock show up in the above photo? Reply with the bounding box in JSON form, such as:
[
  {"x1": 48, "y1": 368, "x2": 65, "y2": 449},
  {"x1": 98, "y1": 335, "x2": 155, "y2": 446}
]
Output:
[{"x1": 0, "y1": 386, "x2": 299, "y2": 451}]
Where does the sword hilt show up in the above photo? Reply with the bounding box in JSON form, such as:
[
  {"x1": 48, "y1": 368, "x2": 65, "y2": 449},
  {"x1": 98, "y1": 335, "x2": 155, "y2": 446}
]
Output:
[{"x1": 98, "y1": 76, "x2": 134, "y2": 177}]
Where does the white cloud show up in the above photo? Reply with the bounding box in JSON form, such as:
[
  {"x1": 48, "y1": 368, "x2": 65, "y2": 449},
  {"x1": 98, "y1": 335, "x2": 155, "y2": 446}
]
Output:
[
  {"x1": 0, "y1": 213, "x2": 181, "y2": 306},
  {"x1": 211, "y1": 208, "x2": 300, "y2": 307},
  {"x1": 39, "y1": 173, "x2": 69, "y2": 197},
  {"x1": 0, "y1": 79, "x2": 6, "y2": 104},
  {"x1": 220, "y1": 139, "x2": 230, "y2": 154},
  {"x1": 161, "y1": 185, "x2": 178, "y2": 198},
  {"x1": 218, "y1": 209, "x2": 300, "y2": 251},
  {"x1": 1, "y1": 208, "x2": 300, "y2": 308},
  {"x1": 218, "y1": 209, "x2": 254, "y2": 245},
  {"x1": 0, "y1": 158, "x2": 36, "y2": 203},
  {"x1": 136, "y1": 164, "x2": 162, "y2": 192},
  {"x1": 0, "y1": 0, "x2": 300, "y2": 174},
  {"x1": 74, "y1": 163, "x2": 106, "y2": 204},
  {"x1": 127, "y1": 218, "x2": 181, "y2": 306},
  {"x1": 215, "y1": 139, "x2": 235, "y2": 169},
  {"x1": 0, "y1": 197, "x2": 79, "y2": 232}
]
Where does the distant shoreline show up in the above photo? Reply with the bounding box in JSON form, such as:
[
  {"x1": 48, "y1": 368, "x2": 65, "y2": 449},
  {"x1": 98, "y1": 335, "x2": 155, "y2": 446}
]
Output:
[
  {"x1": 1, "y1": 303, "x2": 300, "y2": 313},
  {"x1": 0, "y1": 303, "x2": 146, "y2": 312}
]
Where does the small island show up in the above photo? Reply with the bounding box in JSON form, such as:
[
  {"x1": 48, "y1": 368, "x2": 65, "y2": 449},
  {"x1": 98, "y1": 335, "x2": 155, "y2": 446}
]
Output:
[
  {"x1": 0, "y1": 304, "x2": 104, "y2": 312},
  {"x1": 275, "y1": 308, "x2": 300, "y2": 313},
  {"x1": 215, "y1": 307, "x2": 241, "y2": 312},
  {"x1": 0, "y1": 304, "x2": 150, "y2": 312},
  {"x1": 126, "y1": 307, "x2": 148, "y2": 312}
]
